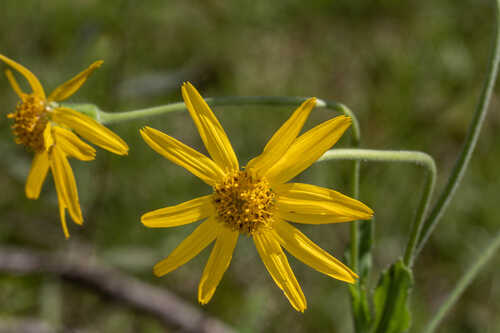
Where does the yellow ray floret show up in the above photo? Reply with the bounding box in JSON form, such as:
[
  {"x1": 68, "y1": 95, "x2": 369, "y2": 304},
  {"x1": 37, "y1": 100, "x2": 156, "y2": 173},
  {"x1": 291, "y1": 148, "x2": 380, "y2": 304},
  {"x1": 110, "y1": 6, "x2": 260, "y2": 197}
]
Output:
[
  {"x1": 1, "y1": 54, "x2": 129, "y2": 238},
  {"x1": 141, "y1": 195, "x2": 215, "y2": 228},
  {"x1": 153, "y1": 218, "x2": 220, "y2": 277},
  {"x1": 198, "y1": 227, "x2": 238, "y2": 304},
  {"x1": 264, "y1": 115, "x2": 352, "y2": 185},
  {"x1": 0, "y1": 54, "x2": 45, "y2": 98},
  {"x1": 246, "y1": 97, "x2": 316, "y2": 175},
  {"x1": 140, "y1": 82, "x2": 374, "y2": 311},
  {"x1": 48, "y1": 61, "x2": 103, "y2": 102},
  {"x1": 271, "y1": 219, "x2": 358, "y2": 283},
  {"x1": 25, "y1": 150, "x2": 50, "y2": 200},
  {"x1": 182, "y1": 82, "x2": 239, "y2": 172},
  {"x1": 274, "y1": 182, "x2": 374, "y2": 224},
  {"x1": 140, "y1": 126, "x2": 224, "y2": 185},
  {"x1": 254, "y1": 231, "x2": 307, "y2": 312}
]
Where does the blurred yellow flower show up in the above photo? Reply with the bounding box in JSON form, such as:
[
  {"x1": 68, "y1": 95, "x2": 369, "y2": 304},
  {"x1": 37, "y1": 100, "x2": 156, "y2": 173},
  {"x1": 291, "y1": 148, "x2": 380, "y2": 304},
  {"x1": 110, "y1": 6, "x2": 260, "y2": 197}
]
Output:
[
  {"x1": 1, "y1": 55, "x2": 129, "y2": 238},
  {"x1": 140, "y1": 82, "x2": 373, "y2": 311}
]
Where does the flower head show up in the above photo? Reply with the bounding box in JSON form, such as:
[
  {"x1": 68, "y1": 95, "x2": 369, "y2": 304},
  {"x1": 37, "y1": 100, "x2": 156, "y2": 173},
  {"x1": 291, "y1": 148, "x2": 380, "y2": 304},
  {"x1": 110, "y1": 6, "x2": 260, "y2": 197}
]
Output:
[
  {"x1": 1, "y1": 54, "x2": 129, "y2": 238},
  {"x1": 140, "y1": 82, "x2": 373, "y2": 311}
]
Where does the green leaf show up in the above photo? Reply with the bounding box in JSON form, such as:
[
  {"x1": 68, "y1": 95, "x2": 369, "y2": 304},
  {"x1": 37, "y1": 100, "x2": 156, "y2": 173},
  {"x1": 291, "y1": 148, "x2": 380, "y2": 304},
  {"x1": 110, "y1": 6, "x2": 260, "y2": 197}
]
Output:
[{"x1": 372, "y1": 260, "x2": 413, "y2": 333}]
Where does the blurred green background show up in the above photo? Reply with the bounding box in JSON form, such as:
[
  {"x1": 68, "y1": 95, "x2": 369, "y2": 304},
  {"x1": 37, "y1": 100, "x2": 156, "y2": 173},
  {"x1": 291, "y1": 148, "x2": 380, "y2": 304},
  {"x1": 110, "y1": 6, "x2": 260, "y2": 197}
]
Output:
[{"x1": 1, "y1": 0, "x2": 499, "y2": 332}]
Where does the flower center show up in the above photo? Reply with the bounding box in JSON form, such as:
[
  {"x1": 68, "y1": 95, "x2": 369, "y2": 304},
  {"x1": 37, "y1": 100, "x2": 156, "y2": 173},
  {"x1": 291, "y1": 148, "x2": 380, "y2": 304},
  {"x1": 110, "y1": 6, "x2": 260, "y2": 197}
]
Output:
[
  {"x1": 213, "y1": 170, "x2": 275, "y2": 235},
  {"x1": 7, "y1": 94, "x2": 49, "y2": 152}
]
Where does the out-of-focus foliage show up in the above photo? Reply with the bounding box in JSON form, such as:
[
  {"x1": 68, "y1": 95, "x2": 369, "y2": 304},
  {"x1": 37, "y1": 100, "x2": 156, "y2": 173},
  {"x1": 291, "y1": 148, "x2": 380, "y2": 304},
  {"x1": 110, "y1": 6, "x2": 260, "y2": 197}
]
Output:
[{"x1": 0, "y1": 0, "x2": 499, "y2": 332}]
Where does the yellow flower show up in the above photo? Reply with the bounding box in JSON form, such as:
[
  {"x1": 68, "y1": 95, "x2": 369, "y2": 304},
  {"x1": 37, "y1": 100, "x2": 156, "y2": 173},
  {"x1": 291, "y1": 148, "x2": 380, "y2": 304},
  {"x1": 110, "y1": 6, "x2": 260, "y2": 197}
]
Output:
[
  {"x1": 140, "y1": 82, "x2": 373, "y2": 312},
  {"x1": 1, "y1": 54, "x2": 129, "y2": 238}
]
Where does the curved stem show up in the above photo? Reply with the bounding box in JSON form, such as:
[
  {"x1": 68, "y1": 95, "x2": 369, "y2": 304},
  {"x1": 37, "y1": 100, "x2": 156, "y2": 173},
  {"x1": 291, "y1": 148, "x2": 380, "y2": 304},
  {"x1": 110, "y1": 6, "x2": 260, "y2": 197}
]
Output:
[
  {"x1": 416, "y1": 0, "x2": 500, "y2": 255},
  {"x1": 319, "y1": 149, "x2": 437, "y2": 267},
  {"x1": 423, "y1": 230, "x2": 500, "y2": 333}
]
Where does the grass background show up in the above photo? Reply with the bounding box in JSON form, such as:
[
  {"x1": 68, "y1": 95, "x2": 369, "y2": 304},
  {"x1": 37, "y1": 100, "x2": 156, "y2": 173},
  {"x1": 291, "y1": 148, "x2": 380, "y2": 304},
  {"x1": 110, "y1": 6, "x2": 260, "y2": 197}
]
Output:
[{"x1": 1, "y1": 0, "x2": 499, "y2": 332}]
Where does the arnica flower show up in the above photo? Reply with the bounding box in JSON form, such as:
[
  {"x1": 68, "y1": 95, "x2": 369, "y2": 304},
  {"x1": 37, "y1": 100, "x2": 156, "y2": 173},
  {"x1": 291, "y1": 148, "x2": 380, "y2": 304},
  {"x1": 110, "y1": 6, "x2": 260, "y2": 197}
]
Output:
[
  {"x1": 1, "y1": 55, "x2": 129, "y2": 238},
  {"x1": 140, "y1": 82, "x2": 373, "y2": 312}
]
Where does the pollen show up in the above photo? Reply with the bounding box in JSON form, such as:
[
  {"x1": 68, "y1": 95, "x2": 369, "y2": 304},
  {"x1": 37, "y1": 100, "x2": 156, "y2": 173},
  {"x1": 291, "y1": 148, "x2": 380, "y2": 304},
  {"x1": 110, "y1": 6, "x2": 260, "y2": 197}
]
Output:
[
  {"x1": 213, "y1": 170, "x2": 275, "y2": 235},
  {"x1": 7, "y1": 94, "x2": 49, "y2": 152}
]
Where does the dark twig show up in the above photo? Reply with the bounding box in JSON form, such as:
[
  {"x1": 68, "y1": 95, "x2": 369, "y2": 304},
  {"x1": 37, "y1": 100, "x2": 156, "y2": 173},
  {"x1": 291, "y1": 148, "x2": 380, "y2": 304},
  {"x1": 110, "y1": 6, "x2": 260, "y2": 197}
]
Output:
[{"x1": 0, "y1": 247, "x2": 235, "y2": 333}]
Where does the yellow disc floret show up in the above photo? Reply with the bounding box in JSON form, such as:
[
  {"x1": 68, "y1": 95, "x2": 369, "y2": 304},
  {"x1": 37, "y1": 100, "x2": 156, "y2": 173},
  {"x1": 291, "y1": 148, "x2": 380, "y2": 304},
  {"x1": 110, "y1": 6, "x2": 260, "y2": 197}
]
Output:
[
  {"x1": 7, "y1": 94, "x2": 49, "y2": 152},
  {"x1": 213, "y1": 170, "x2": 275, "y2": 235}
]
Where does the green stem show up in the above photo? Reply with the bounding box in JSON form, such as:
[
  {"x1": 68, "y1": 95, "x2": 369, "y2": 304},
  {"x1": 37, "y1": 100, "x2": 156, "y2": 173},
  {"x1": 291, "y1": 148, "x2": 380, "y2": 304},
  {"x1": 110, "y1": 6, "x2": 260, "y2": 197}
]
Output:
[
  {"x1": 319, "y1": 149, "x2": 437, "y2": 267},
  {"x1": 423, "y1": 230, "x2": 500, "y2": 333},
  {"x1": 416, "y1": 0, "x2": 500, "y2": 255}
]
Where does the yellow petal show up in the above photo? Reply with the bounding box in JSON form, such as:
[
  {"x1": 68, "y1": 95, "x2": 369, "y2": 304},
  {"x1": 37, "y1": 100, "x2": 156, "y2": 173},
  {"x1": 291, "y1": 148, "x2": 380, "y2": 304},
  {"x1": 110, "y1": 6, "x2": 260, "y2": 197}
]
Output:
[
  {"x1": 142, "y1": 195, "x2": 215, "y2": 228},
  {"x1": 51, "y1": 107, "x2": 128, "y2": 155},
  {"x1": 49, "y1": 146, "x2": 83, "y2": 225},
  {"x1": 182, "y1": 82, "x2": 239, "y2": 172},
  {"x1": 53, "y1": 126, "x2": 96, "y2": 161},
  {"x1": 272, "y1": 219, "x2": 357, "y2": 283},
  {"x1": 274, "y1": 183, "x2": 374, "y2": 224},
  {"x1": 43, "y1": 122, "x2": 54, "y2": 151},
  {"x1": 25, "y1": 151, "x2": 50, "y2": 199},
  {"x1": 0, "y1": 54, "x2": 45, "y2": 98},
  {"x1": 247, "y1": 98, "x2": 316, "y2": 175},
  {"x1": 48, "y1": 60, "x2": 103, "y2": 102},
  {"x1": 56, "y1": 190, "x2": 70, "y2": 239},
  {"x1": 253, "y1": 231, "x2": 307, "y2": 312},
  {"x1": 140, "y1": 126, "x2": 225, "y2": 186},
  {"x1": 5, "y1": 69, "x2": 27, "y2": 99},
  {"x1": 153, "y1": 218, "x2": 219, "y2": 277},
  {"x1": 198, "y1": 227, "x2": 238, "y2": 304},
  {"x1": 264, "y1": 116, "x2": 352, "y2": 185}
]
